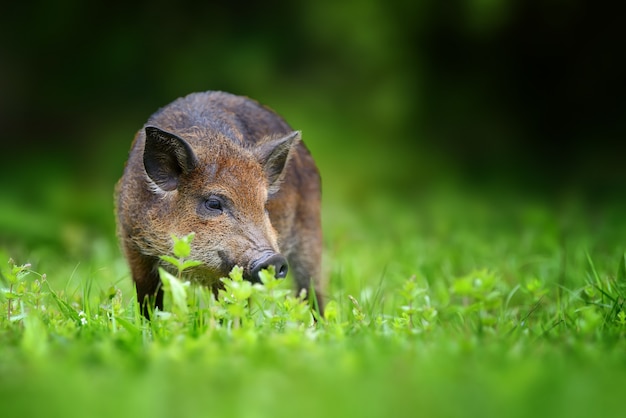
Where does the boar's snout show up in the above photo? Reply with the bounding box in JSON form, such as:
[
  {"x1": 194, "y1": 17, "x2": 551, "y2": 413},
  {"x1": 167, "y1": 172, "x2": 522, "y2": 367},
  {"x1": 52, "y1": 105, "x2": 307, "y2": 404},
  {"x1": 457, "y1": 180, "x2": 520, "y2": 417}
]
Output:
[{"x1": 248, "y1": 253, "x2": 289, "y2": 282}]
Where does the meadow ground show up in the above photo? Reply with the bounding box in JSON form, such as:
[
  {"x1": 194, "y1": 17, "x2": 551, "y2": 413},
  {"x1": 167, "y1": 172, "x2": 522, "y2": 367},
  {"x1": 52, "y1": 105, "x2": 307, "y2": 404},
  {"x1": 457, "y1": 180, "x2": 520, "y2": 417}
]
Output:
[{"x1": 2, "y1": 139, "x2": 626, "y2": 418}]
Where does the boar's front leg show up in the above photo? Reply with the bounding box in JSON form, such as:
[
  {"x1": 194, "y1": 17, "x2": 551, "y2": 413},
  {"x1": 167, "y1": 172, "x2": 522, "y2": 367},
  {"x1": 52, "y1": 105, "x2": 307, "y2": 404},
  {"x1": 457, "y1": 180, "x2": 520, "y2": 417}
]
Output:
[
  {"x1": 289, "y1": 250, "x2": 325, "y2": 317},
  {"x1": 124, "y1": 244, "x2": 162, "y2": 318}
]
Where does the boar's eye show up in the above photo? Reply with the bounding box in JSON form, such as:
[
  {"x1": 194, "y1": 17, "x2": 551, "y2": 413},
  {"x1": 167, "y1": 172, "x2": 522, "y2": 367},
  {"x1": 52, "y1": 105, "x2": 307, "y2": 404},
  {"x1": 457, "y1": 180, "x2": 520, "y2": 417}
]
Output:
[
  {"x1": 206, "y1": 197, "x2": 222, "y2": 211},
  {"x1": 199, "y1": 196, "x2": 224, "y2": 216}
]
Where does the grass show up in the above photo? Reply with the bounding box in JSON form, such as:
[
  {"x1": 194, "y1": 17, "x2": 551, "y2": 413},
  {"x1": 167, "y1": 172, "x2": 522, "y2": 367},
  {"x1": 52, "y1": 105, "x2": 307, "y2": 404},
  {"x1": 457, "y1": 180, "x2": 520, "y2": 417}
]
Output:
[{"x1": 2, "y1": 169, "x2": 626, "y2": 418}]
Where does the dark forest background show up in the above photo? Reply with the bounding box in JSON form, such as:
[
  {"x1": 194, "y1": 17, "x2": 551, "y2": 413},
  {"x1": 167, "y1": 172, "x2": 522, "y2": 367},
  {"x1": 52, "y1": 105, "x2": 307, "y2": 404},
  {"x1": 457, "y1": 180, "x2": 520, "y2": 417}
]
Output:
[{"x1": 0, "y1": 0, "x2": 624, "y2": 250}]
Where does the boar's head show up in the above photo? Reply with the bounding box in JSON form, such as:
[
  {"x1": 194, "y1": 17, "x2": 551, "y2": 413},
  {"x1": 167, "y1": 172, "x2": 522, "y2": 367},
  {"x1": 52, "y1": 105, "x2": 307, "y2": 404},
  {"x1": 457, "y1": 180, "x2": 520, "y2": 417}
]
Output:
[{"x1": 141, "y1": 126, "x2": 298, "y2": 284}]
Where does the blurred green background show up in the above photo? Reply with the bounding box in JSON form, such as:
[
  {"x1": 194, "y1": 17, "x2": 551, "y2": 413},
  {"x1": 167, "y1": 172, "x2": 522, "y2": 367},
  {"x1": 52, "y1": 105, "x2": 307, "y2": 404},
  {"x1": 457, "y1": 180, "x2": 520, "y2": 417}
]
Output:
[{"x1": 0, "y1": 0, "x2": 624, "y2": 264}]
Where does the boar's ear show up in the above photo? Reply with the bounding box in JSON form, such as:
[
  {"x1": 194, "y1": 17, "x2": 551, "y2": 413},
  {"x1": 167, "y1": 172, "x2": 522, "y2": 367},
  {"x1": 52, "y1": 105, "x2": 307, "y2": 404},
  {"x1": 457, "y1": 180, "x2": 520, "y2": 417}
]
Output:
[
  {"x1": 143, "y1": 126, "x2": 198, "y2": 192},
  {"x1": 253, "y1": 131, "x2": 300, "y2": 194}
]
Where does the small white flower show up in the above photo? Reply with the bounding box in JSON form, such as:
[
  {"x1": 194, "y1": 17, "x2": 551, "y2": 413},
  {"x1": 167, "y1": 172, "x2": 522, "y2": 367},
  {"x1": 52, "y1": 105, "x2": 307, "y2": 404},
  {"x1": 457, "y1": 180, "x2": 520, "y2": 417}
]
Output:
[{"x1": 78, "y1": 310, "x2": 88, "y2": 326}]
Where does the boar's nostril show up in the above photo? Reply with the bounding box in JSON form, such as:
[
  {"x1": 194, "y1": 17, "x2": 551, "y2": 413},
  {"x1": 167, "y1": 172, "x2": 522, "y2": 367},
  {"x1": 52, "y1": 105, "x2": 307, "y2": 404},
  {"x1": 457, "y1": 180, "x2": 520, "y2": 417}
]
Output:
[
  {"x1": 250, "y1": 254, "x2": 289, "y2": 281},
  {"x1": 276, "y1": 261, "x2": 288, "y2": 278}
]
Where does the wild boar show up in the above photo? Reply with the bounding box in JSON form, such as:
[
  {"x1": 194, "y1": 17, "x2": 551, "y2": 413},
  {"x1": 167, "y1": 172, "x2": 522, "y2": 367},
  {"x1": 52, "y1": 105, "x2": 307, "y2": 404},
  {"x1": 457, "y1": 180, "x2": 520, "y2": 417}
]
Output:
[{"x1": 115, "y1": 91, "x2": 324, "y2": 317}]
